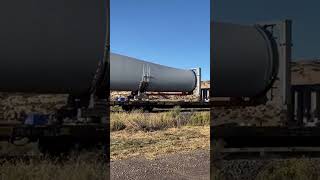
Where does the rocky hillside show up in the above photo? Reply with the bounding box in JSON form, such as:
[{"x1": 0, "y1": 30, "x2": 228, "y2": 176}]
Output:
[{"x1": 292, "y1": 60, "x2": 320, "y2": 85}]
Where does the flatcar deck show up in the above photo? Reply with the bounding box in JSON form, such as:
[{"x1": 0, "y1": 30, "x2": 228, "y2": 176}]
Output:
[
  {"x1": 0, "y1": 123, "x2": 108, "y2": 139},
  {"x1": 212, "y1": 125, "x2": 320, "y2": 159}
]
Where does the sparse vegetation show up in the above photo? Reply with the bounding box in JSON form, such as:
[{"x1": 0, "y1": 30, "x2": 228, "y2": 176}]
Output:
[
  {"x1": 0, "y1": 142, "x2": 40, "y2": 156},
  {"x1": 211, "y1": 158, "x2": 320, "y2": 180},
  {"x1": 256, "y1": 158, "x2": 319, "y2": 180},
  {"x1": 111, "y1": 126, "x2": 209, "y2": 160},
  {"x1": 211, "y1": 167, "x2": 225, "y2": 180},
  {"x1": 110, "y1": 107, "x2": 210, "y2": 160},
  {"x1": 110, "y1": 105, "x2": 123, "y2": 112},
  {"x1": 111, "y1": 107, "x2": 210, "y2": 132},
  {"x1": 0, "y1": 149, "x2": 107, "y2": 180}
]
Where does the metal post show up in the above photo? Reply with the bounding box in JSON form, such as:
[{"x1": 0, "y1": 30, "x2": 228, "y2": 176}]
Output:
[
  {"x1": 193, "y1": 67, "x2": 202, "y2": 100},
  {"x1": 303, "y1": 89, "x2": 311, "y2": 124},
  {"x1": 278, "y1": 20, "x2": 293, "y2": 125},
  {"x1": 292, "y1": 89, "x2": 297, "y2": 122},
  {"x1": 297, "y1": 90, "x2": 304, "y2": 126},
  {"x1": 311, "y1": 91, "x2": 317, "y2": 124},
  {"x1": 316, "y1": 91, "x2": 320, "y2": 124}
]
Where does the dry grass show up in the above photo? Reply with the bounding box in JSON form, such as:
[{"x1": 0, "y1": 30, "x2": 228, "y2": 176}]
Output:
[
  {"x1": 256, "y1": 158, "x2": 320, "y2": 180},
  {"x1": 110, "y1": 108, "x2": 210, "y2": 160},
  {"x1": 111, "y1": 126, "x2": 209, "y2": 160},
  {"x1": 212, "y1": 158, "x2": 320, "y2": 180},
  {"x1": 0, "y1": 141, "x2": 107, "y2": 180},
  {"x1": 111, "y1": 107, "x2": 209, "y2": 132},
  {"x1": 211, "y1": 168, "x2": 224, "y2": 180},
  {"x1": 0, "y1": 150, "x2": 107, "y2": 180}
]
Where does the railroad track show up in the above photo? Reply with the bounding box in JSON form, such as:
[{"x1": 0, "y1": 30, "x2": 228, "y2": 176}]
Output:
[
  {"x1": 0, "y1": 154, "x2": 108, "y2": 165},
  {"x1": 111, "y1": 108, "x2": 210, "y2": 113},
  {"x1": 0, "y1": 155, "x2": 44, "y2": 165}
]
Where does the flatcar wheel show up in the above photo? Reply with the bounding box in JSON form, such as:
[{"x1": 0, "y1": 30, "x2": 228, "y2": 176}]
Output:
[{"x1": 143, "y1": 106, "x2": 153, "y2": 112}]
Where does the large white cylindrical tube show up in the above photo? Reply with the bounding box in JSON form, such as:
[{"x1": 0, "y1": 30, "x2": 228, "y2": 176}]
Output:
[
  {"x1": 110, "y1": 53, "x2": 197, "y2": 92},
  {"x1": 212, "y1": 22, "x2": 278, "y2": 97}
]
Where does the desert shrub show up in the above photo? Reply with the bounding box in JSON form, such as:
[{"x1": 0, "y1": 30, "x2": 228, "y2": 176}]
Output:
[
  {"x1": 110, "y1": 119, "x2": 126, "y2": 131},
  {"x1": 127, "y1": 113, "x2": 174, "y2": 131},
  {"x1": 211, "y1": 167, "x2": 225, "y2": 180},
  {"x1": 166, "y1": 106, "x2": 181, "y2": 119},
  {"x1": 188, "y1": 112, "x2": 210, "y2": 126},
  {"x1": 110, "y1": 105, "x2": 123, "y2": 112},
  {"x1": 256, "y1": 158, "x2": 319, "y2": 180},
  {"x1": 110, "y1": 108, "x2": 209, "y2": 132}
]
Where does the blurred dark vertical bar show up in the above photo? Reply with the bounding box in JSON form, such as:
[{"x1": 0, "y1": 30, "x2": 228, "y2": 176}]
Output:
[
  {"x1": 210, "y1": 0, "x2": 214, "y2": 178},
  {"x1": 106, "y1": 0, "x2": 110, "y2": 179}
]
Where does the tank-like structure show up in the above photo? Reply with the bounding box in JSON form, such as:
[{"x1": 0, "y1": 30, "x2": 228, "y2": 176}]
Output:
[
  {"x1": 110, "y1": 53, "x2": 197, "y2": 92},
  {"x1": 0, "y1": 0, "x2": 108, "y2": 96},
  {"x1": 212, "y1": 22, "x2": 279, "y2": 97}
]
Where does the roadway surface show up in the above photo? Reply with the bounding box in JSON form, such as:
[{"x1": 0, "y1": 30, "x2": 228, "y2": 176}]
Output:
[{"x1": 110, "y1": 150, "x2": 209, "y2": 180}]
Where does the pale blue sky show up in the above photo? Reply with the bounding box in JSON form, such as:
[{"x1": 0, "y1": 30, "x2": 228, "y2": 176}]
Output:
[
  {"x1": 111, "y1": 0, "x2": 210, "y2": 80},
  {"x1": 213, "y1": 0, "x2": 320, "y2": 60}
]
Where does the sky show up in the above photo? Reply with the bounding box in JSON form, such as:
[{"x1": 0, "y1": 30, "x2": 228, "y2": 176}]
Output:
[
  {"x1": 213, "y1": 0, "x2": 320, "y2": 60},
  {"x1": 111, "y1": 0, "x2": 210, "y2": 80}
]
